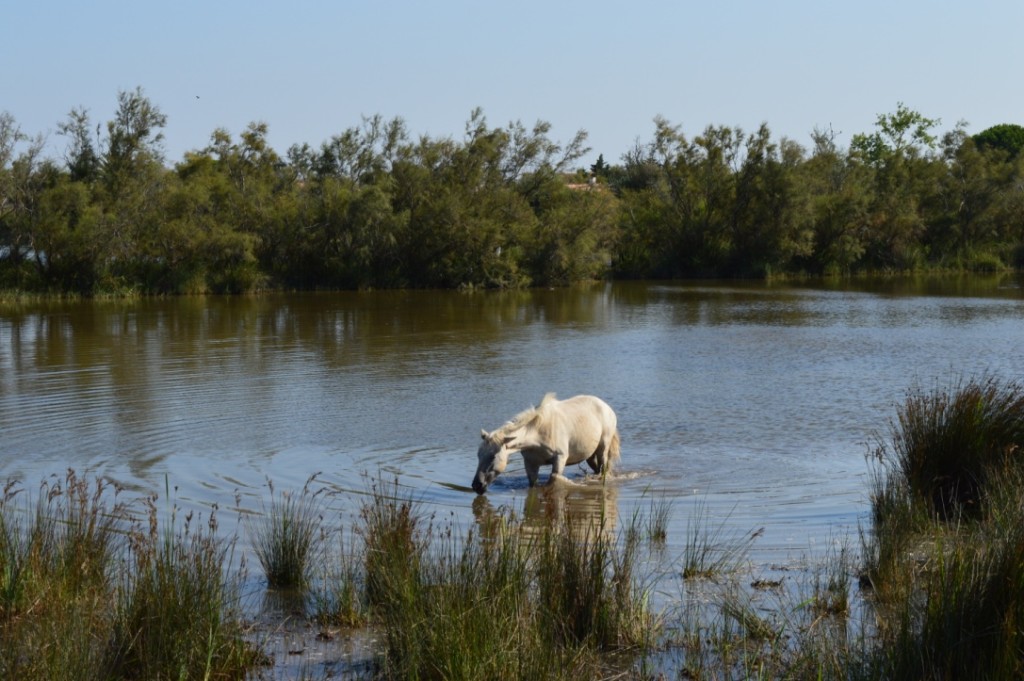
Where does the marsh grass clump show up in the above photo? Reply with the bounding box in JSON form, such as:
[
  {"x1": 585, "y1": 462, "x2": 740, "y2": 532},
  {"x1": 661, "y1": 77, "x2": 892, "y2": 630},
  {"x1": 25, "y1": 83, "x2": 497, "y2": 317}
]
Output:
[
  {"x1": 882, "y1": 375, "x2": 1024, "y2": 521},
  {"x1": 536, "y1": 513, "x2": 653, "y2": 652},
  {"x1": 867, "y1": 515, "x2": 1024, "y2": 680},
  {"x1": 681, "y1": 496, "x2": 759, "y2": 580},
  {"x1": 639, "y1": 488, "x2": 672, "y2": 544},
  {"x1": 311, "y1": 527, "x2": 364, "y2": 628},
  {"x1": 357, "y1": 475, "x2": 426, "y2": 613},
  {"x1": 0, "y1": 471, "x2": 260, "y2": 680},
  {"x1": 108, "y1": 494, "x2": 256, "y2": 680},
  {"x1": 382, "y1": 520, "x2": 541, "y2": 681},
  {"x1": 0, "y1": 472, "x2": 127, "y2": 679},
  {"x1": 808, "y1": 537, "x2": 853, "y2": 618},
  {"x1": 250, "y1": 474, "x2": 326, "y2": 589},
  {"x1": 856, "y1": 376, "x2": 1024, "y2": 680},
  {"x1": 357, "y1": 476, "x2": 659, "y2": 680}
]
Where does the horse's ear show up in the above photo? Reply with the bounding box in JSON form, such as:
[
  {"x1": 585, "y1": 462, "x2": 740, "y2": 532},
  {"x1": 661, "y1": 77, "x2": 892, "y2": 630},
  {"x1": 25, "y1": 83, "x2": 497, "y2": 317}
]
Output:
[
  {"x1": 481, "y1": 429, "x2": 488, "y2": 440},
  {"x1": 502, "y1": 435, "x2": 517, "y2": 445}
]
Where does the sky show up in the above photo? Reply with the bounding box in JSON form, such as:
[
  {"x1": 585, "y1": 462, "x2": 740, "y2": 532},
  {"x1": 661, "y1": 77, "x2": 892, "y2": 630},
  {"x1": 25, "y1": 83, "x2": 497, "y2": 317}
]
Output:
[{"x1": 4, "y1": 0, "x2": 1024, "y2": 169}]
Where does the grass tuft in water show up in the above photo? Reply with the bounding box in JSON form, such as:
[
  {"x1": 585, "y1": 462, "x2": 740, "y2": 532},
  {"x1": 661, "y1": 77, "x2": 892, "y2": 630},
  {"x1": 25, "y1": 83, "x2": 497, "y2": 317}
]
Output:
[
  {"x1": 355, "y1": 475, "x2": 658, "y2": 680},
  {"x1": 250, "y1": 474, "x2": 326, "y2": 589},
  {"x1": 0, "y1": 471, "x2": 259, "y2": 680},
  {"x1": 881, "y1": 374, "x2": 1024, "y2": 521},
  {"x1": 311, "y1": 527, "x2": 365, "y2": 629},
  {"x1": 639, "y1": 487, "x2": 673, "y2": 545},
  {"x1": 536, "y1": 511, "x2": 654, "y2": 652},
  {"x1": 857, "y1": 375, "x2": 1024, "y2": 680},
  {"x1": 357, "y1": 474, "x2": 426, "y2": 614},
  {"x1": 108, "y1": 493, "x2": 256, "y2": 680},
  {"x1": 681, "y1": 496, "x2": 760, "y2": 580},
  {"x1": 0, "y1": 472, "x2": 128, "y2": 679}
]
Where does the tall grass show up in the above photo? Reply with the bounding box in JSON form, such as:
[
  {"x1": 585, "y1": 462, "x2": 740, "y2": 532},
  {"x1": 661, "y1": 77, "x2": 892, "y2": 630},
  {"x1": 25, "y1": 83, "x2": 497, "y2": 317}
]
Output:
[
  {"x1": 108, "y1": 494, "x2": 255, "y2": 680},
  {"x1": 359, "y1": 477, "x2": 658, "y2": 680},
  {"x1": 536, "y1": 513, "x2": 653, "y2": 652},
  {"x1": 0, "y1": 472, "x2": 258, "y2": 681},
  {"x1": 310, "y1": 527, "x2": 364, "y2": 628},
  {"x1": 681, "y1": 496, "x2": 759, "y2": 580},
  {"x1": 639, "y1": 487, "x2": 672, "y2": 544},
  {"x1": 0, "y1": 473, "x2": 127, "y2": 679},
  {"x1": 250, "y1": 474, "x2": 325, "y2": 589},
  {"x1": 882, "y1": 374, "x2": 1024, "y2": 520},
  {"x1": 857, "y1": 375, "x2": 1024, "y2": 679}
]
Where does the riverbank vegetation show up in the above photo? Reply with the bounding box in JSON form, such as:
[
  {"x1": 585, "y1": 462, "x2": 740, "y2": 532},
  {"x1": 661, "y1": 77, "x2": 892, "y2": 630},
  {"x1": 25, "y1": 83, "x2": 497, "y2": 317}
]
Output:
[
  {"x1": 3, "y1": 375, "x2": 1024, "y2": 679},
  {"x1": 0, "y1": 472, "x2": 258, "y2": 680},
  {"x1": 3, "y1": 91, "x2": 1023, "y2": 295}
]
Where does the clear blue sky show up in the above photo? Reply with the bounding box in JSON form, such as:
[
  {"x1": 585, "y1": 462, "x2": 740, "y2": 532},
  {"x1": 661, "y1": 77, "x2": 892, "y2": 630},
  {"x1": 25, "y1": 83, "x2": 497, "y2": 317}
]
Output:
[{"x1": 4, "y1": 0, "x2": 1023, "y2": 168}]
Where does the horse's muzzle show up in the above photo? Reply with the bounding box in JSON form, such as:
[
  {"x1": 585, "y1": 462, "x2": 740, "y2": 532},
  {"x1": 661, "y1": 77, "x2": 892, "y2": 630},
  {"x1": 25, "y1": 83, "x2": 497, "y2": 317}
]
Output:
[{"x1": 472, "y1": 471, "x2": 493, "y2": 495}]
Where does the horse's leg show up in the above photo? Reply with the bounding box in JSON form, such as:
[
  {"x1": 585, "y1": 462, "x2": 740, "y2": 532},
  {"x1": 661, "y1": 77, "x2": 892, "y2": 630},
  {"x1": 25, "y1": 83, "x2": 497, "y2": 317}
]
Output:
[
  {"x1": 592, "y1": 432, "x2": 618, "y2": 481},
  {"x1": 549, "y1": 449, "x2": 570, "y2": 483},
  {"x1": 524, "y1": 458, "x2": 541, "y2": 487},
  {"x1": 587, "y1": 437, "x2": 610, "y2": 474},
  {"x1": 587, "y1": 441, "x2": 607, "y2": 473}
]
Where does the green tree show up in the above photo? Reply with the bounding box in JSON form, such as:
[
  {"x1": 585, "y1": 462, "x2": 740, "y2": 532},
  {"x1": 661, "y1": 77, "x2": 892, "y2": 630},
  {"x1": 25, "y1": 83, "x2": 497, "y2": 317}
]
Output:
[
  {"x1": 934, "y1": 124, "x2": 1024, "y2": 268},
  {"x1": 850, "y1": 102, "x2": 941, "y2": 166},
  {"x1": 102, "y1": 87, "x2": 167, "y2": 196},
  {"x1": 57, "y1": 107, "x2": 101, "y2": 183},
  {"x1": 729, "y1": 125, "x2": 812, "y2": 276},
  {"x1": 0, "y1": 113, "x2": 50, "y2": 286},
  {"x1": 183, "y1": 122, "x2": 286, "y2": 292},
  {"x1": 523, "y1": 172, "x2": 618, "y2": 286},
  {"x1": 972, "y1": 123, "x2": 1024, "y2": 158},
  {"x1": 88, "y1": 88, "x2": 171, "y2": 289},
  {"x1": 30, "y1": 176, "x2": 105, "y2": 291},
  {"x1": 797, "y1": 127, "x2": 871, "y2": 274},
  {"x1": 851, "y1": 103, "x2": 942, "y2": 269}
]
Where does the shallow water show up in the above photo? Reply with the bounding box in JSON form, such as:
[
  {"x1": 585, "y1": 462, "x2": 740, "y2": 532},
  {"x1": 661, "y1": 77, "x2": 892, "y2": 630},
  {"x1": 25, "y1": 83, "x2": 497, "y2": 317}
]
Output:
[{"x1": 2, "y1": 277, "x2": 1024, "y2": 567}]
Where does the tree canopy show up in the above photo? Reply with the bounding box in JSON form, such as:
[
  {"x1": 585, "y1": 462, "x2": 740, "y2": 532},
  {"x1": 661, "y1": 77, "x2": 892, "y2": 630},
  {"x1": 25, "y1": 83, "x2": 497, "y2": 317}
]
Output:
[
  {"x1": 2, "y1": 92, "x2": 1023, "y2": 295},
  {"x1": 973, "y1": 124, "x2": 1024, "y2": 158}
]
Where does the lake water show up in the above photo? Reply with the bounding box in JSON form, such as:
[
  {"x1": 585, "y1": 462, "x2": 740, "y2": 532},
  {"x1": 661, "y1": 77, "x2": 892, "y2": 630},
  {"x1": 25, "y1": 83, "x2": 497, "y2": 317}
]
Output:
[{"x1": 3, "y1": 276, "x2": 1024, "y2": 572}]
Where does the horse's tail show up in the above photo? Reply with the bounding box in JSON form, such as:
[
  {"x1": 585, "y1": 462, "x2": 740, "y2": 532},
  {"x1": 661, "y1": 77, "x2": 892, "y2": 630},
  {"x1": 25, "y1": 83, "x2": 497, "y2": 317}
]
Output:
[{"x1": 609, "y1": 430, "x2": 621, "y2": 466}]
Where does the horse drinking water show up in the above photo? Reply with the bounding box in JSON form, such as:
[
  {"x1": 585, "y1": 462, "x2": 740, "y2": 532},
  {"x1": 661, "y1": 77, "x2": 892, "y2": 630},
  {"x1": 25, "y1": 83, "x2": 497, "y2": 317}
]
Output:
[{"x1": 472, "y1": 393, "x2": 620, "y2": 494}]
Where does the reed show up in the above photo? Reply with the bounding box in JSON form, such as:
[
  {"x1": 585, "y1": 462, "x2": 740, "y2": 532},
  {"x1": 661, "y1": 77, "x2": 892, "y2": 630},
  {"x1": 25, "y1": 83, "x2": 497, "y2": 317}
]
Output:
[
  {"x1": 882, "y1": 374, "x2": 1024, "y2": 520},
  {"x1": 0, "y1": 473, "x2": 126, "y2": 679},
  {"x1": 808, "y1": 536, "x2": 852, "y2": 618},
  {"x1": 852, "y1": 375, "x2": 1024, "y2": 680},
  {"x1": 357, "y1": 476, "x2": 658, "y2": 680},
  {"x1": 107, "y1": 494, "x2": 256, "y2": 680},
  {"x1": 536, "y1": 512, "x2": 653, "y2": 652},
  {"x1": 0, "y1": 472, "x2": 259, "y2": 680},
  {"x1": 310, "y1": 527, "x2": 364, "y2": 628},
  {"x1": 250, "y1": 474, "x2": 325, "y2": 589},
  {"x1": 681, "y1": 496, "x2": 759, "y2": 580},
  {"x1": 357, "y1": 475, "x2": 426, "y2": 613},
  {"x1": 639, "y1": 488, "x2": 673, "y2": 544}
]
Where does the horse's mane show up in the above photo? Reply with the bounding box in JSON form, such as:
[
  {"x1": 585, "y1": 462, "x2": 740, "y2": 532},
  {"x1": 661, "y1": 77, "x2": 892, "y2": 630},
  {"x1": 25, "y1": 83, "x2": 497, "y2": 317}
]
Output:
[{"x1": 500, "y1": 393, "x2": 556, "y2": 434}]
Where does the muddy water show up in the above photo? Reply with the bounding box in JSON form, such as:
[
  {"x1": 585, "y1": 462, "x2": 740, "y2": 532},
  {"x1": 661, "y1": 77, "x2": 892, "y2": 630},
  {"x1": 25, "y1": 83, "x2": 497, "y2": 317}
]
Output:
[{"x1": 2, "y1": 277, "x2": 1023, "y2": 582}]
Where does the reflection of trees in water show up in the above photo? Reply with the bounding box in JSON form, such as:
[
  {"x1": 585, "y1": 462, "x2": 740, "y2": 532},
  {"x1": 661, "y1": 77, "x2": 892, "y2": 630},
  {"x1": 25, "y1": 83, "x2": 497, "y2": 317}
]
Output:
[{"x1": 471, "y1": 479, "x2": 619, "y2": 542}]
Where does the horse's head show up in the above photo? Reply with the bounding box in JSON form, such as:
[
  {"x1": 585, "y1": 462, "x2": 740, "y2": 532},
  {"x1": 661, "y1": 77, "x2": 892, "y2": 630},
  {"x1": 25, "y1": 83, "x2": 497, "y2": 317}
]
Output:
[{"x1": 472, "y1": 429, "x2": 517, "y2": 494}]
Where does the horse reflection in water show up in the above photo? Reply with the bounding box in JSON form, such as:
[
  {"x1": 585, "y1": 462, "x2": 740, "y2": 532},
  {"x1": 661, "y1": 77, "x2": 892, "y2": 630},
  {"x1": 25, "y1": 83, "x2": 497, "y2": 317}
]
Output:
[
  {"x1": 471, "y1": 476, "x2": 620, "y2": 543},
  {"x1": 471, "y1": 393, "x2": 620, "y2": 495}
]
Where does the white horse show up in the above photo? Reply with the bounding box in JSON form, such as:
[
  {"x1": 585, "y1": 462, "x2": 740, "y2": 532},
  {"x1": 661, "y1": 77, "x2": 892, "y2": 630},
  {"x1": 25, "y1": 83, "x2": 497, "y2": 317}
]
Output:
[{"x1": 472, "y1": 393, "x2": 620, "y2": 495}]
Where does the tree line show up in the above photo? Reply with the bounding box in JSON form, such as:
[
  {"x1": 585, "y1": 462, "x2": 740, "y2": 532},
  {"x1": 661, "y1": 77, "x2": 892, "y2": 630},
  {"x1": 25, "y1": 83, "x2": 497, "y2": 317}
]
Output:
[{"x1": 2, "y1": 88, "x2": 1023, "y2": 294}]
